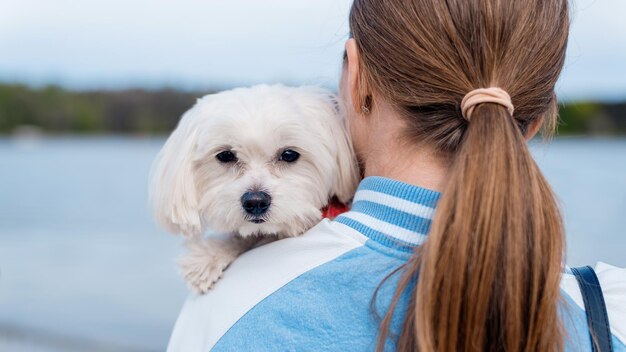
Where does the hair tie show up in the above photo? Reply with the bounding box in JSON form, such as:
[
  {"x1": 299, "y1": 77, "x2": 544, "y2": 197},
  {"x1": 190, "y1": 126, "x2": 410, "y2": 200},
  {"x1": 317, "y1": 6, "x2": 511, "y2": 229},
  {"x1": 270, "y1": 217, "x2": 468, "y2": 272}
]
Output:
[{"x1": 461, "y1": 87, "x2": 514, "y2": 121}]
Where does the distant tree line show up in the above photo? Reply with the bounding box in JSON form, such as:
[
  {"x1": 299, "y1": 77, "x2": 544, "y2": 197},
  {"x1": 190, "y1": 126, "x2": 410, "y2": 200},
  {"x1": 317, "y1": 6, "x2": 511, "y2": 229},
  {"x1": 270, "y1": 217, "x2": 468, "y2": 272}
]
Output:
[
  {"x1": 0, "y1": 84, "x2": 205, "y2": 134},
  {"x1": 0, "y1": 83, "x2": 624, "y2": 135},
  {"x1": 558, "y1": 101, "x2": 626, "y2": 135}
]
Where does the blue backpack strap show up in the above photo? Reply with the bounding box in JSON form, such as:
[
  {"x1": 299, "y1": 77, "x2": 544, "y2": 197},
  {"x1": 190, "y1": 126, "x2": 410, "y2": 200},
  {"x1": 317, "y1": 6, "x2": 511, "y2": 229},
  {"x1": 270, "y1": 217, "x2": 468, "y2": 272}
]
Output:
[{"x1": 571, "y1": 265, "x2": 614, "y2": 352}]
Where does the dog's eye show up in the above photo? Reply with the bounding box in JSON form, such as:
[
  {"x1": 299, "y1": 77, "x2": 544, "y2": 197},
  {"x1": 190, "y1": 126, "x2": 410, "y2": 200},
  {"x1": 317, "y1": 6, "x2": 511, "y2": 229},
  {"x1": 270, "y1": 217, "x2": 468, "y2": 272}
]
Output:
[
  {"x1": 216, "y1": 150, "x2": 237, "y2": 163},
  {"x1": 279, "y1": 149, "x2": 300, "y2": 163}
]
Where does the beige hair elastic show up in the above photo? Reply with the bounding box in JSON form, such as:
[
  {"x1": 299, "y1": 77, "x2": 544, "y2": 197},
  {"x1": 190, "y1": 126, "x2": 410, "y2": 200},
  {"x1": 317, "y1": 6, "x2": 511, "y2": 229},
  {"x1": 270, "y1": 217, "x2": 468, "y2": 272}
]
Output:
[{"x1": 461, "y1": 87, "x2": 514, "y2": 121}]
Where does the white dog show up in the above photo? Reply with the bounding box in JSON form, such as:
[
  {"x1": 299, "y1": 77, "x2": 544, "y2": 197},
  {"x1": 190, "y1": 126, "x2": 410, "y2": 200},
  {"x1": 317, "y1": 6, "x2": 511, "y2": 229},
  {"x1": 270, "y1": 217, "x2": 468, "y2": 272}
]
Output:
[{"x1": 149, "y1": 84, "x2": 359, "y2": 293}]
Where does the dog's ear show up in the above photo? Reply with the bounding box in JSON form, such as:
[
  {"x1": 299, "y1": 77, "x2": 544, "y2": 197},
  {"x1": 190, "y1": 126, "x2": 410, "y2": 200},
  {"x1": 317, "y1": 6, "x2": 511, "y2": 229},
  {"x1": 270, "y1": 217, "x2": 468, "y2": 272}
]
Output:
[
  {"x1": 148, "y1": 105, "x2": 203, "y2": 237},
  {"x1": 298, "y1": 86, "x2": 360, "y2": 204},
  {"x1": 329, "y1": 105, "x2": 360, "y2": 204}
]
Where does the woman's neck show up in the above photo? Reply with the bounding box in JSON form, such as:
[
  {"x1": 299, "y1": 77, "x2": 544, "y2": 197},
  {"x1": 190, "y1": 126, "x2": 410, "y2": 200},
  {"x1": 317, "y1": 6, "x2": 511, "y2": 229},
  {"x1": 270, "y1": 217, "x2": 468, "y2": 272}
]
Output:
[
  {"x1": 360, "y1": 107, "x2": 449, "y2": 193},
  {"x1": 363, "y1": 146, "x2": 448, "y2": 193}
]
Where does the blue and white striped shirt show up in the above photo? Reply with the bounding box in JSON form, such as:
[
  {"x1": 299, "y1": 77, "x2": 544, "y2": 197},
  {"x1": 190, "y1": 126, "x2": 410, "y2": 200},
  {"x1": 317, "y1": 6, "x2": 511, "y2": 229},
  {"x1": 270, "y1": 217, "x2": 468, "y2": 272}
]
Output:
[
  {"x1": 336, "y1": 177, "x2": 439, "y2": 251},
  {"x1": 168, "y1": 176, "x2": 626, "y2": 351}
]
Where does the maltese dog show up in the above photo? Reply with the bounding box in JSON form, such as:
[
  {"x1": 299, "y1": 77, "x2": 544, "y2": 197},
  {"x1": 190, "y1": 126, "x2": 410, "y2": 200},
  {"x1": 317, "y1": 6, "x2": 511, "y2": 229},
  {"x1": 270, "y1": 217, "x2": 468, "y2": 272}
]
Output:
[{"x1": 149, "y1": 84, "x2": 358, "y2": 293}]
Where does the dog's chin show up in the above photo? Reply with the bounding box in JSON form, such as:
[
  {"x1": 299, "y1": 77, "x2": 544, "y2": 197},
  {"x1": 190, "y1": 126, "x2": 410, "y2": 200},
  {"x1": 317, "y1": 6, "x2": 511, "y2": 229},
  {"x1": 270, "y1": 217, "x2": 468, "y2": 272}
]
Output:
[
  {"x1": 236, "y1": 213, "x2": 322, "y2": 238},
  {"x1": 237, "y1": 221, "x2": 285, "y2": 238}
]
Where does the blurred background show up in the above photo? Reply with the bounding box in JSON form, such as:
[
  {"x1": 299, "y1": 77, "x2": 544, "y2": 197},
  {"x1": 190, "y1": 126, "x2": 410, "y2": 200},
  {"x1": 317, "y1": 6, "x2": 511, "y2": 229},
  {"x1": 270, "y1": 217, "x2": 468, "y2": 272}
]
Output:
[{"x1": 0, "y1": 0, "x2": 625, "y2": 351}]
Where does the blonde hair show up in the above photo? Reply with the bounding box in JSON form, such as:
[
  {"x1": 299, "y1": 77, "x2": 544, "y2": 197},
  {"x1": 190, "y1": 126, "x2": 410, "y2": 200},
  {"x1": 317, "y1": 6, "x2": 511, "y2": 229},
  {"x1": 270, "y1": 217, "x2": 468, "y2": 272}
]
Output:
[{"x1": 348, "y1": 0, "x2": 570, "y2": 350}]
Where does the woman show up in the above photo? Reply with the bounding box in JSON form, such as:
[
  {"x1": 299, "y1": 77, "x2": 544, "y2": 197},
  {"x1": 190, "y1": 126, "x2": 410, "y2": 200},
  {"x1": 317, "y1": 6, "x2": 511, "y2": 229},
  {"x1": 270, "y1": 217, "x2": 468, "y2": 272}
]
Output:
[{"x1": 168, "y1": 0, "x2": 626, "y2": 351}]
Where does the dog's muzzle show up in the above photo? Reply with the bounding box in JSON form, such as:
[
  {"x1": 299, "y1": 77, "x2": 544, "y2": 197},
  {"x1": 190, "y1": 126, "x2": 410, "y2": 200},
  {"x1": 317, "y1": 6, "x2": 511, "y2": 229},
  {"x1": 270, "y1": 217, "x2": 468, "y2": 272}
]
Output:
[{"x1": 241, "y1": 191, "x2": 271, "y2": 220}]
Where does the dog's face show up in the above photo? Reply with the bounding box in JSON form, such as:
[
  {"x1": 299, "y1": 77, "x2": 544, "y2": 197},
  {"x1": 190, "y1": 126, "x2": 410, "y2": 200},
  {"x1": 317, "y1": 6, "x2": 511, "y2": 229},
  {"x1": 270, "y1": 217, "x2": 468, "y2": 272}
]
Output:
[{"x1": 149, "y1": 85, "x2": 358, "y2": 238}]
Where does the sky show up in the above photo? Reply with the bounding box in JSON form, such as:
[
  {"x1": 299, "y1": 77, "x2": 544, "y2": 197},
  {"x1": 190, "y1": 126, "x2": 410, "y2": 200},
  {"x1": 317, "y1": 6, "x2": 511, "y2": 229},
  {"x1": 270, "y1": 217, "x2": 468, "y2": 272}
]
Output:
[{"x1": 0, "y1": 0, "x2": 624, "y2": 101}]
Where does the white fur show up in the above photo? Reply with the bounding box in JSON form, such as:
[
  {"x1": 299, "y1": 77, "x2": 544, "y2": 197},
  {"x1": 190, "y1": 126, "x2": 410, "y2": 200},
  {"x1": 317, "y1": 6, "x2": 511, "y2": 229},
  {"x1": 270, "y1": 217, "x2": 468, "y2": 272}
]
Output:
[{"x1": 149, "y1": 84, "x2": 359, "y2": 293}]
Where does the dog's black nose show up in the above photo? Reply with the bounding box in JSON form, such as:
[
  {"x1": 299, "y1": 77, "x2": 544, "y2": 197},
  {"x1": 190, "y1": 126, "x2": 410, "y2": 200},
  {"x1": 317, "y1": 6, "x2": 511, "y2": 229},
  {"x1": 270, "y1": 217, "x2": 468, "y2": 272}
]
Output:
[{"x1": 241, "y1": 191, "x2": 271, "y2": 216}]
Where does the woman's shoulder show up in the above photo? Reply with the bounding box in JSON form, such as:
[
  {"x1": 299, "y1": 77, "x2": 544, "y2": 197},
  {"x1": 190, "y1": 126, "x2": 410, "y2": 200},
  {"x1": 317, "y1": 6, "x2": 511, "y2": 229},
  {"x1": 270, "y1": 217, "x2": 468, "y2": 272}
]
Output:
[
  {"x1": 560, "y1": 262, "x2": 626, "y2": 351},
  {"x1": 167, "y1": 219, "x2": 404, "y2": 352}
]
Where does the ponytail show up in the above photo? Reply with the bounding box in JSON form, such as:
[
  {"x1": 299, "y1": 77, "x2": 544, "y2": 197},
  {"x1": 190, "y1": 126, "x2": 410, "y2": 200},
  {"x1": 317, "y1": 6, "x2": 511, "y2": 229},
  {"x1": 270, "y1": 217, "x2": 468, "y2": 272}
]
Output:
[
  {"x1": 346, "y1": 0, "x2": 570, "y2": 350},
  {"x1": 378, "y1": 102, "x2": 565, "y2": 351}
]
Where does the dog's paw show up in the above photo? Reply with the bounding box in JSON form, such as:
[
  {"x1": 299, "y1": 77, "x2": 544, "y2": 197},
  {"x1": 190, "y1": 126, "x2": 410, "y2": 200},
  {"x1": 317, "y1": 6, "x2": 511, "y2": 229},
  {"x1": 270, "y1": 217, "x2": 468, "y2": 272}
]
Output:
[{"x1": 178, "y1": 241, "x2": 237, "y2": 294}]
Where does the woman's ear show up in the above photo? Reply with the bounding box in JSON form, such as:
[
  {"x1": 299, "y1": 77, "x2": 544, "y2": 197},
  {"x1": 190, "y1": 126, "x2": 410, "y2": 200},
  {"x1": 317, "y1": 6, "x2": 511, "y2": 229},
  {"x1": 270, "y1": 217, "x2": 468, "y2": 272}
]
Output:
[
  {"x1": 345, "y1": 38, "x2": 371, "y2": 115},
  {"x1": 525, "y1": 116, "x2": 543, "y2": 140},
  {"x1": 148, "y1": 106, "x2": 203, "y2": 237}
]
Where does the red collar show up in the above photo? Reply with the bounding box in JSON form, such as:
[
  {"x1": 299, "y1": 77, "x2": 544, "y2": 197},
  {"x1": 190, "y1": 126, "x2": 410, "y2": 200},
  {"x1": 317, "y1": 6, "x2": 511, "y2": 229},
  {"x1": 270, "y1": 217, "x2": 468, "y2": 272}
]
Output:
[{"x1": 321, "y1": 198, "x2": 350, "y2": 220}]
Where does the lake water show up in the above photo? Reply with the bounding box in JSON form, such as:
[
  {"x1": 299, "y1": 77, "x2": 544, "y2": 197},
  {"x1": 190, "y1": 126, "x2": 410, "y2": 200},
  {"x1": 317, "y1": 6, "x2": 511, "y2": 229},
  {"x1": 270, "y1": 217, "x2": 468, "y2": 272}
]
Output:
[{"x1": 0, "y1": 136, "x2": 625, "y2": 351}]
